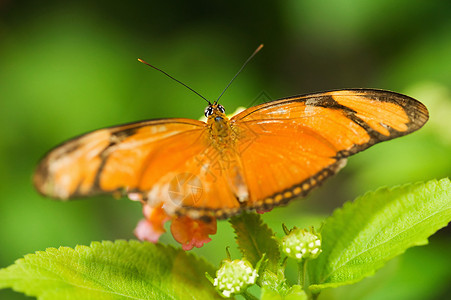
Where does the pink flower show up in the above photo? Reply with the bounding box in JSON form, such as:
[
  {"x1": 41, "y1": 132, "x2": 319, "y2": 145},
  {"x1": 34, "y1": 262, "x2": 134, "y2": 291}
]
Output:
[
  {"x1": 170, "y1": 216, "x2": 217, "y2": 251},
  {"x1": 134, "y1": 204, "x2": 217, "y2": 250},
  {"x1": 134, "y1": 205, "x2": 170, "y2": 243}
]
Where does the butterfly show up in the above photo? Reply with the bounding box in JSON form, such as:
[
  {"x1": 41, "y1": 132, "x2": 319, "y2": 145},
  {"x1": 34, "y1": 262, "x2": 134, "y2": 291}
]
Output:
[{"x1": 34, "y1": 87, "x2": 429, "y2": 221}]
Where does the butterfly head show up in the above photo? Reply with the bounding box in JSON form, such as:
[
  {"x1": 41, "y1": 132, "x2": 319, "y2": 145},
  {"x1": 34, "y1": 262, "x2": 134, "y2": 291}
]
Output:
[
  {"x1": 204, "y1": 103, "x2": 226, "y2": 120},
  {"x1": 205, "y1": 103, "x2": 231, "y2": 138}
]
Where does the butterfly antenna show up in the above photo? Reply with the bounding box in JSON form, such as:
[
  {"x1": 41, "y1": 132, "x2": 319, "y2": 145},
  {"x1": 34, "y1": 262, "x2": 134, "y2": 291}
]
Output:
[
  {"x1": 138, "y1": 58, "x2": 211, "y2": 105},
  {"x1": 215, "y1": 44, "x2": 264, "y2": 105}
]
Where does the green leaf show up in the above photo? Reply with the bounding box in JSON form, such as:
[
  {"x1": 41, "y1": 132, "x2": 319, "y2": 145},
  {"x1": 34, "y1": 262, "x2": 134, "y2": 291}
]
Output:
[
  {"x1": 308, "y1": 178, "x2": 451, "y2": 293},
  {"x1": 230, "y1": 212, "x2": 280, "y2": 272},
  {"x1": 261, "y1": 285, "x2": 307, "y2": 300},
  {"x1": 284, "y1": 285, "x2": 308, "y2": 300},
  {"x1": 0, "y1": 240, "x2": 222, "y2": 299}
]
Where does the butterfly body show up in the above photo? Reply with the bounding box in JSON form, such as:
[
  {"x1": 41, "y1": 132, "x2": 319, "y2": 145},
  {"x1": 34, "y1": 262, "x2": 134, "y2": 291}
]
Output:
[
  {"x1": 34, "y1": 89, "x2": 428, "y2": 220},
  {"x1": 206, "y1": 104, "x2": 234, "y2": 147}
]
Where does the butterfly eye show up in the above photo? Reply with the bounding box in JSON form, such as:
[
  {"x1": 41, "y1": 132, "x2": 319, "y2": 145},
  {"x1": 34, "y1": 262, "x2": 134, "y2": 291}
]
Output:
[
  {"x1": 204, "y1": 106, "x2": 214, "y2": 117},
  {"x1": 218, "y1": 104, "x2": 225, "y2": 114}
]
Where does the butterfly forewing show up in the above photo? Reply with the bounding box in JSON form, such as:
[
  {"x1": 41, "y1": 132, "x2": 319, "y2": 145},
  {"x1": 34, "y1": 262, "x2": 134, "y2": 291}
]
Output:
[{"x1": 34, "y1": 119, "x2": 205, "y2": 199}]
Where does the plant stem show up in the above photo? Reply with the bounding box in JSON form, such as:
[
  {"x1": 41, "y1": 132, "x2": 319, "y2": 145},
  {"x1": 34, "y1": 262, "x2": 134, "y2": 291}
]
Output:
[
  {"x1": 299, "y1": 260, "x2": 319, "y2": 300},
  {"x1": 297, "y1": 259, "x2": 308, "y2": 287}
]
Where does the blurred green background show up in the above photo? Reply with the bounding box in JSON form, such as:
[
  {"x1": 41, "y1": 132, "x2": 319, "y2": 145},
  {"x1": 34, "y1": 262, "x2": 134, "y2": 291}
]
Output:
[{"x1": 1, "y1": 0, "x2": 450, "y2": 299}]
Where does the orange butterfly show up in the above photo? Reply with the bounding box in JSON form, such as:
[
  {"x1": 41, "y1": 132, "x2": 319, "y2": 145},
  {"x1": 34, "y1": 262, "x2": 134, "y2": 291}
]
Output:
[
  {"x1": 33, "y1": 48, "x2": 428, "y2": 249},
  {"x1": 34, "y1": 89, "x2": 428, "y2": 219}
]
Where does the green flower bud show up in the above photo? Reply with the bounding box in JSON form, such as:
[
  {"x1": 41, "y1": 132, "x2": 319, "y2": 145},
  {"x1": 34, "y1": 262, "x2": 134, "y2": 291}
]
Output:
[
  {"x1": 282, "y1": 228, "x2": 322, "y2": 261},
  {"x1": 213, "y1": 259, "x2": 258, "y2": 298}
]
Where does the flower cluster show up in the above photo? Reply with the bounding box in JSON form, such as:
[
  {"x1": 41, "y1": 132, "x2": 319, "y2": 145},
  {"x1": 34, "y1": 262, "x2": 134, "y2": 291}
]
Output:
[
  {"x1": 134, "y1": 202, "x2": 217, "y2": 250},
  {"x1": 213, "y1": 259, "x2": 258, "y2": 298},
  {"x1": 281, "y1": 228, "x2": 322, "y2": 261}
]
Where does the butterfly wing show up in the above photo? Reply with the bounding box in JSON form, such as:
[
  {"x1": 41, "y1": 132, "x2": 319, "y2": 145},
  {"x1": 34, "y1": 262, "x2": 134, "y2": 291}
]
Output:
[
  {"x1": 225, "y1": 89, "x2": 429, "y2": 212},
  {"x1": 34, "y1": 117, "x2": 247, "y2": 219},
  {"x1": 34, "y1": 118, "x2": 207, "y2": 199}
]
